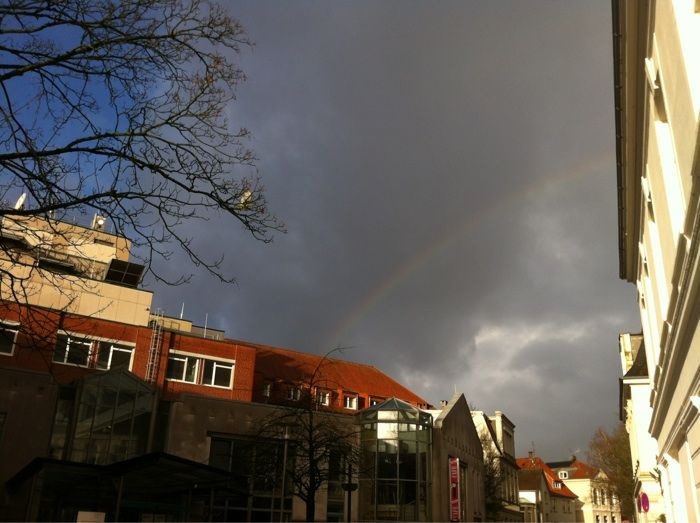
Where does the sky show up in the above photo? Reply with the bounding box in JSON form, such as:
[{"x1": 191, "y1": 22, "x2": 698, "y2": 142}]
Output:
[{"x1": 150, "y1": 0, "x2": 641, "y2": 461}]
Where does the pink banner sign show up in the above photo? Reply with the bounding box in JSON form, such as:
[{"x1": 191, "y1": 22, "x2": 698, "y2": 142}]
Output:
[{"x1": 449, "y1": 457, "x2": 460, "y2": 522}]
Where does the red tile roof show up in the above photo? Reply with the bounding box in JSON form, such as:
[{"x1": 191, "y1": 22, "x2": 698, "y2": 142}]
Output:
[
  {"x1": 516, "y1": 456, "x2": 578, "y2": 499},
  {"x1": 227, "y1": 339, "x2": 430, "y2": 409},
  {"x1": 547, "y1": 457, "x2": 600, "y2": 480}
]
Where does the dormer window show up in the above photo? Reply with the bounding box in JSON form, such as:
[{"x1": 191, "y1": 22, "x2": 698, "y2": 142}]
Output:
[
  {"x1": 316, "y1": 390, "x2": 330, "y2": 406},
  {"x1": 344, "y1": 394, "x2": 358, "y2": 410},
  {"x1": 262, "y1": 383, "x2": 272, "y2": 397},
  {"x1": 558, "y1": 470, "x2": 568, "y2": 480},
  {"x1": 554, "y1": 480, "x2": 562, "y2": 489},
  {"x1": 287, "y1": 386, "x2": 301, "y2": 401}
]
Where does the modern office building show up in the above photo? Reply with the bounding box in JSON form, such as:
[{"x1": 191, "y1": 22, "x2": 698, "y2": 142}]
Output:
[{"x1": 613, "y1": 0, "x2": 700, "y2": 520}]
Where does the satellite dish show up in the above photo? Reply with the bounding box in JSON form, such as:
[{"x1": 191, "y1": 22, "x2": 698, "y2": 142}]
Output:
[{"x1": 13, "y1": 193, "x2": 26, "y2": 210}]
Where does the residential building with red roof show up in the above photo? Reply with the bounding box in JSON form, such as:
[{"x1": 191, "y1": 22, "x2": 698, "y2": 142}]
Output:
[
  {"x1": 246, "y1": 341, "x2": 430, "y2": 411},
  {"x1": 547, "y1": 456, "x2": 622, "y2": 523},
  {"x1": 517, "y1": 453, "x2": 579, "y2": 522}
]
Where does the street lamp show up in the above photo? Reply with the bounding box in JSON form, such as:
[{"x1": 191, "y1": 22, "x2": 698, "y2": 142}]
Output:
[
  {"x1": 279, "y1": 425, "x2": 292, "y2": 523},
  {"x1": 341, "y1": 462, "x2": 358, "y2": 522}
]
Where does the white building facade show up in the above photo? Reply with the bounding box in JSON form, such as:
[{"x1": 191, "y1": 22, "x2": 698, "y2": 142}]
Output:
[
  {"x1": 619, "y1": 333, "x2": 666, "y2": 522},
  {"x1": 613, "y1": 0, "x2": 700, "y2": 520}
]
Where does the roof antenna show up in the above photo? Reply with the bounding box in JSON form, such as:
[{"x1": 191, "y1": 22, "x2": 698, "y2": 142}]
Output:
[
  {"x1": 453, "y1": 384, "x2": 457, "y2": 394},
  {"x1": 180, "y1": 302, "x2": 185, "y2": 319},
  {"x1": 203, "y1": 313, "x2": 208, "y2": 339}
]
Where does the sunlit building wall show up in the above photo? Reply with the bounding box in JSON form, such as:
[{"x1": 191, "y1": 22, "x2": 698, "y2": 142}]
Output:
[
  {"x1": 613, "y1": 0, "x2": 700, "y2": 521},
  {"x1": 619, "y1": 332, "x2": 665, "y2": 522}
]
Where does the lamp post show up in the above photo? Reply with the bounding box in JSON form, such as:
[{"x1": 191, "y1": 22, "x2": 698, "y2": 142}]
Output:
[
  {"x1": 341, "y1": 462, "x2": 358, "y2": 522},
  {"x1": 279, "y1": 425, "x2": 291, "y2": 523}
]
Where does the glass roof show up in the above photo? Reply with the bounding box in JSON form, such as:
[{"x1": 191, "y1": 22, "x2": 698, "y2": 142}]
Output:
[
  {"x1": 365, "y1": 397, "x2": 420, "y2": 412},
  {"x1": 359, "y1": 397, "x2": 432, "y2": 427}
]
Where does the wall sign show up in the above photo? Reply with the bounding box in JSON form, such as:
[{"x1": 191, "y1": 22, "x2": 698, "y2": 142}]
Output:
[
  {"x1": 449, "y1": 456, "x2": 460, "y2": 522},
  {"x1": 640, "y1": 492, "x2": 649, "y2": 513}
]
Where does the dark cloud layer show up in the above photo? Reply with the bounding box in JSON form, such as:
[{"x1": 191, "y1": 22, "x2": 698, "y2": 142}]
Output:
[{"x1": 150, "y1": 1, "x2": 640, "y2": 460}]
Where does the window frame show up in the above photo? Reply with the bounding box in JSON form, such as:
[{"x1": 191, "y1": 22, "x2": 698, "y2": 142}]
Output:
[
  {"x1": 202, "y1": 358, "x2": 234, "y2": 389},
  {"x1": 287, "y1": 386, "x2": 301, "y2": 401},
  {"x1": 166, "y1": 354, "x2": 200, "y2": 384},
  {"x1": 96, "y1": 341, "x2": 134, "y2": 371},
  {"x1": 316, "y1": 390, "x2": 330, "y2": 406},
  {"x1": 343, "y1": 394, "x2": 358, "y2": 410},
  {"x1": 165, "y1": 350, "x2": 235, "y2": 389},
  {"x1": 262, "y1": 382, "x2": 272, "y2": 397},
  {"x1": 0, "y1": 321, "x2": 19, "y2": 356},
  {"x1": 53, "y1": 333, "x2": 93, "y2": 367}
]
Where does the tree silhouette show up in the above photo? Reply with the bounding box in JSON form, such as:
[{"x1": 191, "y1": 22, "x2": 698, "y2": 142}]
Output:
[{"x1": 0, "y1": 0, "x2": 283, "y2": 291}]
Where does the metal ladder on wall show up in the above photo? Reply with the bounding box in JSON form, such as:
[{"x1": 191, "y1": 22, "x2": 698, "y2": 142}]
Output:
[{"x1": 145, "y1": 309, "x2": 164, "y2": 384}]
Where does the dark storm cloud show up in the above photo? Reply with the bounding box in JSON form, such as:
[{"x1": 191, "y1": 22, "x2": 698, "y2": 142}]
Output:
[{"x1": 149, "y1": 1, "x2": 640, "y2": 460}]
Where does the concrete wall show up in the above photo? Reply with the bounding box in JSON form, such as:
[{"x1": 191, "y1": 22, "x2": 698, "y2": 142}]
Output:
[
  {"x1": 431, "y1": 394, "x2": 485, "y2": 522},
  {"x1": 0, "y1": 368, "x2": 59, "y2": 519}
]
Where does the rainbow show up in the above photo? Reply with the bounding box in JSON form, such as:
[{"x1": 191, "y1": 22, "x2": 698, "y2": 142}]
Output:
[{"x1": 326, "y1": 152, "x2": 613, "y2": 347}]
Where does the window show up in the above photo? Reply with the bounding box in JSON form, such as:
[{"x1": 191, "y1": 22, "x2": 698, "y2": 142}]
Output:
[
  {"x1": 165, "y1": 352, "x2": 234, "y2": 389},
  {"x1": 316, "y1": 390, "x2": 330, "y2": 406},
  {"x1": 0, "y1": 322, "x2": 18, "y2": 355},
  {"x1": 95, "y1": 341, "x2": 134, "y2": 370},
  {"x1": 262, "y1": 383, "x2": 272, "y2": 397},
  {"x1": 554, "y1": 480, "x2": 562, "y2": 489},
  {"x1": 53, "y1": 334, "x2": 92, "y2": 366},
  {"x1": 604, "y1": 516, "x2": 608, "y2": 523},
  {"x1": 344, "y1": 395, "x2": 358, "y2": 410},
  {"x1": 596, "y1": 516, "x2": 600, "y2": 523},
  {"x1": 287, "y1": 386, "x2": 301, "y2": 401},
  {"x1": 370, "y1": 397, "x2": 383, "y2": 406},
  {"x1": 202, "y1": 359, "x2": 233, "y2": 388},
  {"x1": 166, "y1": 354, "x2": 198, "y2": 383},
  {"x1": 558, "y1": 470, "x2": 568, "y2": 479}
]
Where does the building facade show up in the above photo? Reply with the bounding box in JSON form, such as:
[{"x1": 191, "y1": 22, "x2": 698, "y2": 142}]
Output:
[
  {"x1": 0, "y1": 213, "x2": 490, "y2": 521},
  {"x1": 619, "y1": 333, "x2": 666, "y2": 522},
  {"x1": 517, "y1": 454, "x2": 578, "y2": 522},
  {"x1": 547, "y1": 458, "x2": 622, "y2": 523},
  {"x1": 613, "y1": 0, "x2": 700, "y2": 520},
  {"x1": 472, "y1": 410, "x2": 521, "y2": 521}
]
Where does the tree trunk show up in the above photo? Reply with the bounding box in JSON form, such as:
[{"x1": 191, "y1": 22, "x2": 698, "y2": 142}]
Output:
[{"x1": 306, "y1": 497, "x2": 316, "y2": 522}]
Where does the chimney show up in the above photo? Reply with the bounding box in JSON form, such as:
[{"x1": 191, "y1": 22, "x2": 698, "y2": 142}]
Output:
[{"x1": 528, "y1": 451, "x2": 534, "y2": 459}]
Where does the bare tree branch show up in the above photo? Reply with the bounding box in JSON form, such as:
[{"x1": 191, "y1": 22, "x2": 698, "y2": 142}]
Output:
[{"x1": 0, "y1": 0, "x2": 283, "y2": 290}]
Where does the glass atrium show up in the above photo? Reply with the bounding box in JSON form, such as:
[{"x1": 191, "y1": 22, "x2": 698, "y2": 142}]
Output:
[{"x1": 358, "y1": 398, "x2": 432, "y2": 521}]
